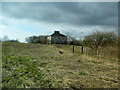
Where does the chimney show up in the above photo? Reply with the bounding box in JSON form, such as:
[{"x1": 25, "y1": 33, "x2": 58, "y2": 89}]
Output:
[{"x1": 54, "y1": 31, "x2": 60, "y2": 34}]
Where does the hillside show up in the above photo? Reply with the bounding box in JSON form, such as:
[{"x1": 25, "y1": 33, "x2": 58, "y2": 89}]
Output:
[{"x1": 2, "y1": 42, "x2": 118, "y2": 88}]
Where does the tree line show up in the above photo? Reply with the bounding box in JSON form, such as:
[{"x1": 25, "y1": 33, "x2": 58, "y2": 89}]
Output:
[
  {"x1": 83, "y1": 31, "x2": 118, "y2": 55},
  {"x1": 0, "y1": 35, "x2": 19, "y2": 42},
  {"x1": 26, "y1": 31, "x2": 118, "y2": 46},
  {"x1": 25, "y1": 36, "x2": 47, "y2": 44},
  {"x1": 2, "y1": 31, "x2": 119, "y2": 50},
  {"x1": 25, "y1": 35, "x2": 83, "y2": 45}
]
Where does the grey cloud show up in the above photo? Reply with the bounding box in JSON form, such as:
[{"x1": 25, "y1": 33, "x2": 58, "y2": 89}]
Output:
[
  {"x1": 58, "y1": 2, "x2": 118, "y2": 26},
  {"x1": 2, "y1": 2, "x2": 118, "y2": 27},
  {"x1": 2, "y1": 2, "x2": 118, "y2": 38}
]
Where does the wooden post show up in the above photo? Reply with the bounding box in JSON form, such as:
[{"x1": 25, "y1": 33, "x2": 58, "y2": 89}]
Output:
[
  {"x1": 73, "y1": 45, "x2": 74, "y2": 53},
  {"x1": 81, "y1": 45, "x2": 83, "y2": 54},
  {"x1": 97, "y1": 49, "x2": 100, "y2": 58}
]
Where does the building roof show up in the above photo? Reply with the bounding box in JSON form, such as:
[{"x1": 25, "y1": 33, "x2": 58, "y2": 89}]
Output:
[
  {"x1": 38, "y1": 35, "x2": 50, "y2": 37},
  {"x1": 51, "y1": 31, "x2": 67, "y2": 37}
]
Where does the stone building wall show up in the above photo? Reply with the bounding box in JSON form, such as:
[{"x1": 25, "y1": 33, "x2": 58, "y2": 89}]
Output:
[{"x1": 51, "y1": 36, "x2": 67, "y2": 44}]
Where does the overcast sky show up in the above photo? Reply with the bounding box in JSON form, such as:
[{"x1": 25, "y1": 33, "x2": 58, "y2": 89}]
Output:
[{"x1": 0, "y1": 2, "x2": 118, "y2": 42}]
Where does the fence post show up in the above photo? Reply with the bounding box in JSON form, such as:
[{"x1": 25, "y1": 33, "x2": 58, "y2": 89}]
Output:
[
  {"x1": 73, "y1": 45, "x2": 74, "y2": 53},
  {"x1": 81, "y1": 45, "x2": 83, "y2": 54}
]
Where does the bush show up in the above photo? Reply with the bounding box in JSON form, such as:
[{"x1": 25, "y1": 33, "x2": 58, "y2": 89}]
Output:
[{"x1": 83, "y1": 31, "x2": 117, "y2": 55}]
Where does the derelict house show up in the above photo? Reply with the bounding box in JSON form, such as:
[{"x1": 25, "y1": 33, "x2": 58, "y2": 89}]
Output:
[{"x1": 47, "y1": 31, "x2": 67, "y2": 44}]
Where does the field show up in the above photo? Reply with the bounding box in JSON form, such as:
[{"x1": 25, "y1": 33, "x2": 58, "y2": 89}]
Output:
[{"x1": 2, "y1": 42, "x2": 118, "y2": 88}]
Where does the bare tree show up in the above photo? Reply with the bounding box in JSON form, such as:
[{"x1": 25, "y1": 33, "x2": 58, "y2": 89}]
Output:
[
  {"x1": 2, "y1": 35, "x2": 9, "y2": 41},
  {"x1": 83, "y1": 31, "x2": 117, "y2": 55}
]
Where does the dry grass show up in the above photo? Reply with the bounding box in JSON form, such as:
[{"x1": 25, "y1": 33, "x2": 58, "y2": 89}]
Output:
[{"x1": 2, "y1": 42, "x2": 118, "y2": 88}]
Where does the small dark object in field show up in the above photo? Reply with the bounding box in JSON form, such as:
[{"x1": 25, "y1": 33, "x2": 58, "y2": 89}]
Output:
[
  {"x1": 110, "y1": 79, "x2": 118, "y2": 83},
  {"x1": 28, "y1": 76, "x2": 32, "y2": 78},
  {"x1": 78, "y1": 60, "x2": 81, "y2": 62},
  {"x1": 59, "y1": 51, "x2": 63, "y2": 54},
  {"x1": 24, "y1": 71, "x2": 29, "y2": 74},
  {"x1": 8, "y1": 61, "x2": 13, "y2": 64}
]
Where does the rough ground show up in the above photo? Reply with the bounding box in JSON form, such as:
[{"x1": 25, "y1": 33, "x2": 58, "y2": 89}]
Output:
[{"x1": 2, "y1": 42, "x2": 118, "y2": 88}]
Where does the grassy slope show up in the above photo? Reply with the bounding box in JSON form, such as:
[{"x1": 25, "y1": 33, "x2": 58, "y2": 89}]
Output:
[{"x1": 2, "y1": 42, "x2": 118, "y2": 88}]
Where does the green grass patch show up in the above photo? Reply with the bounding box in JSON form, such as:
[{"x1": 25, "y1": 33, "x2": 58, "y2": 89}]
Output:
[
  {"x1": 79, "y1": 72, "x2": 86, "y2": 75},
  {"x1": 2, "y1": 55, "x2": 54, "y2": 88}
]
